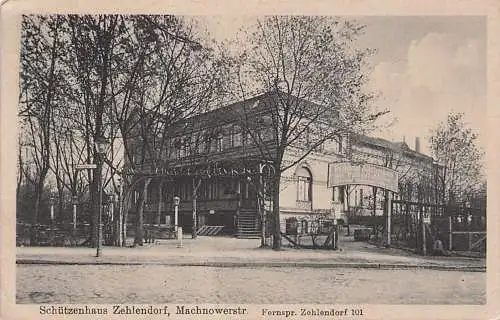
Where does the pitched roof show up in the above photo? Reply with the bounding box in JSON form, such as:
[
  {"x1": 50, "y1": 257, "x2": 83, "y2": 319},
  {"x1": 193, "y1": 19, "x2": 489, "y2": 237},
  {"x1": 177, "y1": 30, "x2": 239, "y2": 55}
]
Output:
[{"x1": 352, "y1": 133, "x2": 433, "y2": 161}]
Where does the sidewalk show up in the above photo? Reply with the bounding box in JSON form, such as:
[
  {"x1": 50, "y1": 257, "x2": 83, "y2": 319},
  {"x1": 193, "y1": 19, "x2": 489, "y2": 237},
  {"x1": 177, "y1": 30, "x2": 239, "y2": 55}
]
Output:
[{"x1": 16, "y1": 236, "x2": 486, "y2": 272}]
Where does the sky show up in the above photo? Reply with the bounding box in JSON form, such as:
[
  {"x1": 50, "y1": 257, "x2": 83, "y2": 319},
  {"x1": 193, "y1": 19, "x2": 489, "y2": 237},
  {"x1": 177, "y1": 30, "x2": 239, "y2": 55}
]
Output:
[{"x1": 197, "y1": 15, "x2": 487, "y2": 155}]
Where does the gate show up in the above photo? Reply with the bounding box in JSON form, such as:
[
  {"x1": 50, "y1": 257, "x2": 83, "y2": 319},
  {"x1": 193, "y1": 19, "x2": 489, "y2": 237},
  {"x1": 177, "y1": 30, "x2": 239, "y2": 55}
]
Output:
[
  {"x1": 391, "y1": 200, "x2": 486, "y2": 255},
  {"x1": 391, "y1": 200, "x2": 445, "y2": 254}
]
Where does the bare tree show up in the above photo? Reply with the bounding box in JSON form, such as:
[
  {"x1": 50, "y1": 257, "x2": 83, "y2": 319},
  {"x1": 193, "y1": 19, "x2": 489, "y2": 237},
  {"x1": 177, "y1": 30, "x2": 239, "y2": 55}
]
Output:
[
  {"x1": 429, "y1": 112, "x2": 485, "y2": 204},
  {"x1": 18, "y1": 15, "x2": 66, "y2": 243},
  {"x1": 108, "y1": 16, "x2": 227, "y2": 245},
  {"x1": 226, "y1": 16, "x2": 386, "y2": 250},
  {"x1": 17, "y1": 15, "x2": 227, "y2": 247}
]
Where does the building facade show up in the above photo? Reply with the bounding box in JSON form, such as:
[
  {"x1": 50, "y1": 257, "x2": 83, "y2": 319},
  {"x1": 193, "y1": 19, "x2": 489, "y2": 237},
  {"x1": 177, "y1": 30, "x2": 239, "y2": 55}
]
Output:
[{"x1": 124, "y1": 92, "x2": 437, "y2": 237}]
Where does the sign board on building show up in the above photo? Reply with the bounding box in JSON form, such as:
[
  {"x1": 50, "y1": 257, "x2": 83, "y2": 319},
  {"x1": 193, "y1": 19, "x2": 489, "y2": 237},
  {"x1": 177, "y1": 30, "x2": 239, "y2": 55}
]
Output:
[
  {"x1": 328, "y1": 162, "x2": 399, "y2": 193},
  {"x1": 75, "y1": 164, "x2": 97, "y2": 170}
]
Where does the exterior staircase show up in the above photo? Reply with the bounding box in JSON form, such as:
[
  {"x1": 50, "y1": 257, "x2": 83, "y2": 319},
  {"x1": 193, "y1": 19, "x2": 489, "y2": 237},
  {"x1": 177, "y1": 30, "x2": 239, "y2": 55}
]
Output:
[{"x1": 236, "y1": 210, "x2": 261, "y2": 238}]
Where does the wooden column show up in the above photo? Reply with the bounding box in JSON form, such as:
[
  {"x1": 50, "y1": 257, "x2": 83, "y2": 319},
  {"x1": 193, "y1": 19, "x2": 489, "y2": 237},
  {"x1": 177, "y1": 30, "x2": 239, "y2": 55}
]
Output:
[
  {"x1": 345, "y1": 185, "x2": 350, "y2": 236},
  {"x1": 236, "y1": 179, "x2": 241, "y2": 235},
  {"x1": 421, "y1": 208, "x2": 427, "y2": 256},
  {"x1": 386, "y1": 191, "x2": 392, "y2": 247}
]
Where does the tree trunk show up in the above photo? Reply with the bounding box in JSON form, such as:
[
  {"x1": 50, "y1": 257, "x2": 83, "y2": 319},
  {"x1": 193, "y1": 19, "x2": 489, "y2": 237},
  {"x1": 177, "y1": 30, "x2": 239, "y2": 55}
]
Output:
[
  {"x1": 134, "y1": 178, "x2": 150, "y2": 246},
  {"x1": 122, "y1": 186, "x2": 131, "y2": 247},
  {"x1": 272, "y1": 175, "x2": 281, "y2": 250},
  {"x1": 30, "y1": 168, "x2": 49, "y2": 245},
  {"x1": 57, "y1": 182, "x2": 64, "y2": 226},
  {"x1": 89, "y1": 175, "x2": 98, "y2": 247},
  {"x1": 259, "y1": 192, "x2": 266, "y2": 247},
  {"x1": 156, "y1": 180, "x2": 163, "y2": 225},
  {"x1": 192, "y1": 178, "x2": 202, "y2": 239},
  {"x1": 30, "y1": 180, "x2": 42, "y2": 245},
  {"x1": 192, "y1": 195, "x2": 197, "y2": 238}
]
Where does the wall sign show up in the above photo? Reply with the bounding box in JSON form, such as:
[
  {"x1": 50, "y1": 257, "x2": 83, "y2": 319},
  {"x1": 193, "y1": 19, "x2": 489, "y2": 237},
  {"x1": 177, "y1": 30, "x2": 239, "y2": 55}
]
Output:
[{"x1": 328, "y1": 162, "x2": 399, "y2": 193}]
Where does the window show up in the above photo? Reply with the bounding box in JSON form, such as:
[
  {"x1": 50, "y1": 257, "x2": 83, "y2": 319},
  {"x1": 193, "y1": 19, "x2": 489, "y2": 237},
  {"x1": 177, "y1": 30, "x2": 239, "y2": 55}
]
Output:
[
  {"x1": 216, "y1": 133, "x2": 223, "y2": 152},
  {"x1": 222, "y1": 179, "x2": 236, "y2": 195},
  {"x1": 222, "y1": 133, "x2": 232, "y2": 150},
  {"x1": 191, "y1": 134, "x2": 202, "y2": 155},
  {"x1": 233, "y1": 126, "x2": 242, "y2": 147},
  {"x1": 297, "y1": 167, "x2": 312, "y2": 201},
  {"x1": 313, "y1": 141, "x2": 324, "y2": 152},
  {"x1": 209, "y1": 179, "x2": 218, "y2": 199},
  {"x1": 244, "y1": 131, "x2": 254, "y2": 146},
  {"x1": 339, "y1": 186, "x2": 345, "y2": 204},
  {"x1": 183, "y1": 137, "x2": 190, "y2": 157},
  {"x1": 172, "y1": 138, "x2": 182, "y2": 159},
  {"x1": 209, "y1": 135, "x2": 217, "y2": 153},
  {"x1": 131, "y1": 146, "x2": 142, "y2": 165},
  {"x1": 260, "y1": 127, "x2": 274, "y2": 141}
]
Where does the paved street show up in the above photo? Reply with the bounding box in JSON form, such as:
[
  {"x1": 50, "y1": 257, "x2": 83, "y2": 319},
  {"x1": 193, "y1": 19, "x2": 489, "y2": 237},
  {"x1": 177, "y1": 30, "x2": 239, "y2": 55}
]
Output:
[
  {"x1": 17, "y1": 264, "x2": 485, "y2": 304},
  {"x1": 16, "y1": 236, "x2": 486, "y2": 305}
]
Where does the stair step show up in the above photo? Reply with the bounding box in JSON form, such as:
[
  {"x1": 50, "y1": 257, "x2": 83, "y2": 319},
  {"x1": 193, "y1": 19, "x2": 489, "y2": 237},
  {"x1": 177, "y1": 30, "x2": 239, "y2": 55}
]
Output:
[
  {"x1": 236, "y1": 212, "x2": 260, "y2": 238},
  {"x1": 236, "y1": 234, "x2": 261, "y2": 239}
]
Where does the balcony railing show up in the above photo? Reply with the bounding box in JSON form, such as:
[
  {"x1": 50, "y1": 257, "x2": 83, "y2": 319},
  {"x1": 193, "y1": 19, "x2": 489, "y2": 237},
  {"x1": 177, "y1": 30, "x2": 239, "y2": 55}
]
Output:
[
  {"x1": 142, "y1": 198, "x2": 258, "y2": 212},
  {"x1": 296, "y1": 200, "x2": 312, "y2": 211}
]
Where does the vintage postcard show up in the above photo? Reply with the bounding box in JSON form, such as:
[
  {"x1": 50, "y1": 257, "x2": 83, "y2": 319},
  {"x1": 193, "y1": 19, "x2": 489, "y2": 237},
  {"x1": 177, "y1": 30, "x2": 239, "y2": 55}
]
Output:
[{"x1": 1, "y1": 0, "x2": 499, "y2": 319}]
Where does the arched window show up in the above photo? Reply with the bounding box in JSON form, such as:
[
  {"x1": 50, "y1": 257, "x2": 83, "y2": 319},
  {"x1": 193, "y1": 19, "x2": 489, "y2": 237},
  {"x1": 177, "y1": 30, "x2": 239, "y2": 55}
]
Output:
[{"x1": 297, "y1": 166, "x2": 312, "y2": 201}]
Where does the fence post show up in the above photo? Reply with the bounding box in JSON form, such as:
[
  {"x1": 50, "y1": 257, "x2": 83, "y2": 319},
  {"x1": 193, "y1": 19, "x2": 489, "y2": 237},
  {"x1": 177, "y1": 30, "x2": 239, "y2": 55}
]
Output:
[
  {"x1": 421, "y1": 209, "x2": 426, "y2": 256},
  {"x1": 448, "y1": 215, "x2": 453, "y2": 251}
]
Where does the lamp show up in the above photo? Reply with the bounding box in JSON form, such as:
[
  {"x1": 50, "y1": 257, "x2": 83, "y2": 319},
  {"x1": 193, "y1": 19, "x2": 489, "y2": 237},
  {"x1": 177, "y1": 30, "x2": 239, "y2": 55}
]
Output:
[
  {"x1": 95, "y1": 136, "x2": 109, "y2": 155},
  {"x1": 48, "y1": 195, "x2": 55, "y2": 222},
  {"x1": 173, "y1": 196, "x2": 181, "y2": 206}
]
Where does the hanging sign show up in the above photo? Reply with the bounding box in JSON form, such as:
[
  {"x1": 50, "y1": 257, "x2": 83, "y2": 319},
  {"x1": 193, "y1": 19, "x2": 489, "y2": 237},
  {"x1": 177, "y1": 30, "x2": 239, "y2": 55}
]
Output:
[{"x1": 328, "y1": 162, "x2": 399, "y2": 193}]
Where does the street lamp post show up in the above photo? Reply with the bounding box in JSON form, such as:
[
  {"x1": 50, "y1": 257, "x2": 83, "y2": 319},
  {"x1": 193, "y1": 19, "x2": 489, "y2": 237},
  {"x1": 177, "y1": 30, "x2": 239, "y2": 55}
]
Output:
[
  {"x1": 173, "y1": 196, "x2": 180, "y2": 231},
  {"x1": 49, "y1": 195, "x2": 55, "y2": 224},
  {"x1": 49, "y1": 195, "x2": 55, "y2": 245},
  {"x1": 72, "y1": 195, "x2": 78, "y2": 246},
  {"x1": 117, "y1": 176, "x2": 124, "y2": 247},
  {"x1": 95, "y1": 136, "x2": 108, "y2": 258},
  {"x1": 173, "y1": 196, "x2": 182, "y2": 247},
  {"x1": 108, "y1": 194, "x2": 115, "y2": 245}
]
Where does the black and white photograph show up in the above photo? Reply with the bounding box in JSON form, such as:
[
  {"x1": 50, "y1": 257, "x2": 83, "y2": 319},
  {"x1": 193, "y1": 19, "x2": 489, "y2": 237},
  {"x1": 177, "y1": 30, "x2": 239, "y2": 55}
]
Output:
[{"x1": 1, "y1": 1, "x2": 499, "y2": 319}]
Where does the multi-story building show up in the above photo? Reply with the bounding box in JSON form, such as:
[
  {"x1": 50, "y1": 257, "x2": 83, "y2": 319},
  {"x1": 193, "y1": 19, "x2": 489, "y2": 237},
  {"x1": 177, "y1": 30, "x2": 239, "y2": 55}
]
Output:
[{"x1": 124, "y1": 92, "x2": 436, "y2": 237}]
